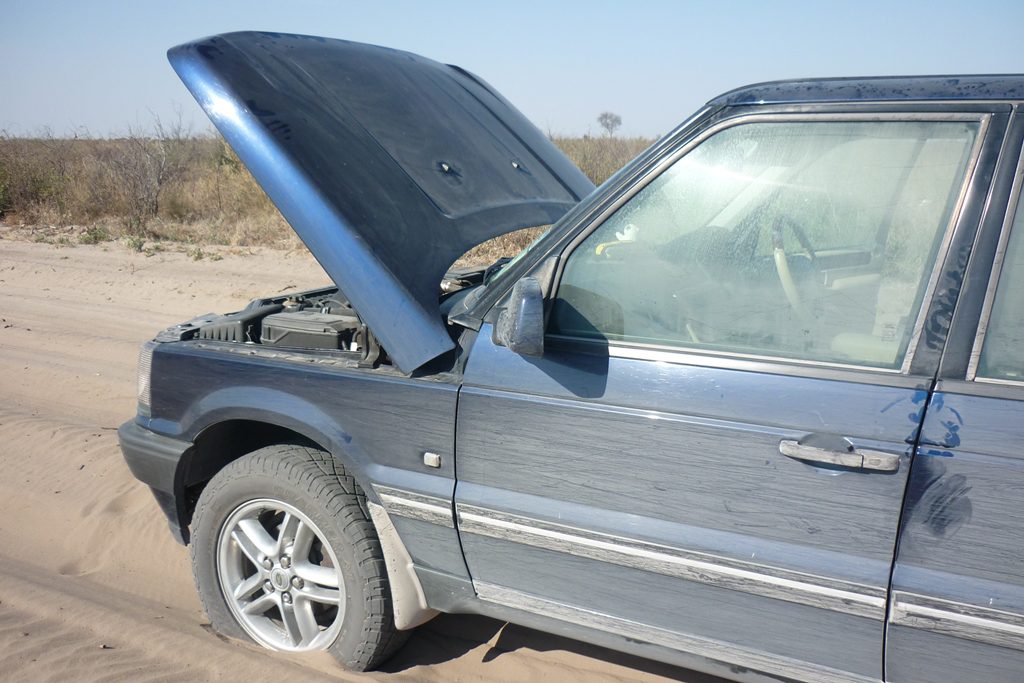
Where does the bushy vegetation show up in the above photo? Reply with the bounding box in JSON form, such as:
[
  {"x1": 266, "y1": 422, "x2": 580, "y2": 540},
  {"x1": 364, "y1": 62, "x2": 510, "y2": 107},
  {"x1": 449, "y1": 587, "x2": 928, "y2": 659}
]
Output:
[
  {"x1": 552, "y1": 135, "x2": 652, "y2": 189},
  {"x1": 0, "y1": 127, "x2": 294, "y2": 248},
  {"x1": 0, "y1": 129, "x2": 653, "y2": 257}
]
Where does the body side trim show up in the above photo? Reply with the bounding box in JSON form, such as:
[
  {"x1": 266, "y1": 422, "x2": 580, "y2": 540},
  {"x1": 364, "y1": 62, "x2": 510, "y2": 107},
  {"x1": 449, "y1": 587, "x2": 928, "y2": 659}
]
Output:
[
  {"x1": 375, "y1": 485, "x2": 454, "y2": 528},
  {"x1": 457, "y1": 503, "x2": 885, "y2": 620},
  {"x1": 475, "y1": 581, "x2": 879, "y2": 683},
  {"x1": 891, "y1": 591, "x2": 1024, "y2": 651}
]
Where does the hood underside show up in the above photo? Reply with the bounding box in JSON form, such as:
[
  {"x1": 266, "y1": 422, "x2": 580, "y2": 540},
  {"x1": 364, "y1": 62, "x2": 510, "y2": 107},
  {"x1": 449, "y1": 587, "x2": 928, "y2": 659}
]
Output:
[{"x1": 169, "y1": 31, "x2": 594, "y2": 372}]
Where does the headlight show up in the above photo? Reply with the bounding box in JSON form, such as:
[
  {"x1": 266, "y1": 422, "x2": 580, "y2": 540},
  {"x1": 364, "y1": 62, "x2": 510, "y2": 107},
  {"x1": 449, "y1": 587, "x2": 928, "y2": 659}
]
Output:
[{"x1": 137, "y1": 341, "x2": 157, "y2": 414}]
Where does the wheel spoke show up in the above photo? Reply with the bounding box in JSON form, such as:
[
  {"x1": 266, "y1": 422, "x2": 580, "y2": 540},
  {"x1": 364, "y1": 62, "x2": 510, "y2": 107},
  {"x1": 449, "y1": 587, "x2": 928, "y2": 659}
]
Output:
[
  {"x1": 297, "y1": 584, "x2": 340, "y2": 605},
  {"x1": 233, "y1": 573, "x2": 264, "y2": 601},
  {"x1": 230, "y1": 529, "x2": 262, "y2": 565},
  {"x1": 236, "y1": 518, "x2": 278, "y2": 559},
  {"x1": 280, "y1": 600, "x2": 305, "y2": 647},
  {"x1": 293, "y1": 561, "x2": 340, "y2": 588},
  {"x1": 276, "y1": 512, "x2": 301, "y2": 555},
  {"x1": 241, "y1": 592, "x2": 276, "y2": 616},
  {"x1": 292, "y1": 519, "x2": 315, "y2": 559},
  {"x1": 292, "y1": 597, "x2": 321, "y2": 643}
]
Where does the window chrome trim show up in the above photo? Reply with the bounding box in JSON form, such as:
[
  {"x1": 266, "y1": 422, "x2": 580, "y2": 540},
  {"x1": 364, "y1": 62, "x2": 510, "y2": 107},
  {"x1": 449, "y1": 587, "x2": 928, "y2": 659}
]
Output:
[
  {"x1": 542, "y1": 333, "x2": 932, "y2": 388},
  {"x1": 968, "y1": 375, "x2": 1024, "y2": 388},
  {"x1": 601, "y1": 337, "x2": 902, "y2": 374},
  {"x1": 375, "y1": 485, "x2": 454, "y2": 528},
  {"x1": 891, "y1": 591, "x2": 1024, "y2": 651},
  {"x1": 474, "y1": 582, "x2": 879, "y2": 683},
  {"x1": 548, "y1": 111, "x2": 992, "y2": 376},
  {"x1": 935, "y1": 376, "x2": 1024, "y2": 400},
  {"x1": 899, "y1": 114, "x2": 991, "y2": 374},
  {"x1": 458, "y1": 503, "x2": 886, "y2": 620},
  {"x1": 967, "y1": 135, "x2": 1024, "y2": 384}
]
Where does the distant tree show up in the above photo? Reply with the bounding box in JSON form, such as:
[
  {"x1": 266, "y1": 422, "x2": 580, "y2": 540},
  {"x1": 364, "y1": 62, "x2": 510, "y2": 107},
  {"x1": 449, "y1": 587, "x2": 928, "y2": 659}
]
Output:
[{"x1": 597, "y1": 111, "x2": 622, "y2": 137}]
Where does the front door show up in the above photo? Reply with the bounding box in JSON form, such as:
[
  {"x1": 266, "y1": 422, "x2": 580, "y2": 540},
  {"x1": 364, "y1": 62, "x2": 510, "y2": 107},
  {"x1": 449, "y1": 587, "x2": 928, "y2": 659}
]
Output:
[{"x1": 455, "y1": 111, "x2": 1000, "y2": 681}]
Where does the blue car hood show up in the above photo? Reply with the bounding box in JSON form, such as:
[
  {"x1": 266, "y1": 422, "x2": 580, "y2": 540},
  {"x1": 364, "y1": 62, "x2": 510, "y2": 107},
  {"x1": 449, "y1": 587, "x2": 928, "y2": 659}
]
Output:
[{"x1": 169, "y1": 31, "x2": 594, "y2": 372}]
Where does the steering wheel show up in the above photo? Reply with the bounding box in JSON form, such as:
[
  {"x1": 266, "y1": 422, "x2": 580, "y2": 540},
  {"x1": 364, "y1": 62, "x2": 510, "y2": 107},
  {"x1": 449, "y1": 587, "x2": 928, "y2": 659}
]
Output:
[
  {"x1": 591, "y1": 233, "x2": 714, "y2": 344},
  {"x1": 770, "y1": 216, "x2": 816, "y2": 315}
]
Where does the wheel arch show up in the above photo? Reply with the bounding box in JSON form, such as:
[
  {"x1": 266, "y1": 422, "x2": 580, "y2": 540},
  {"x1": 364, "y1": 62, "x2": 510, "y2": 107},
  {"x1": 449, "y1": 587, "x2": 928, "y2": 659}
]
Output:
[
  {"x1": 174, "y1": 414, "x2": 374, "y2": 543},
  {"x1": 172, "y1": 415, "x2": 435, "y2": 631}
]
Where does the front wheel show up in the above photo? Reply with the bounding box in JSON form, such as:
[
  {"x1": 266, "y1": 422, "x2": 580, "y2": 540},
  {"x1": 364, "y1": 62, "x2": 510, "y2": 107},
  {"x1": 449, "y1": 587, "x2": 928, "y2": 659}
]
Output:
[{"x1": 190, "y1": 444, "x2": 406, "y2": 670}]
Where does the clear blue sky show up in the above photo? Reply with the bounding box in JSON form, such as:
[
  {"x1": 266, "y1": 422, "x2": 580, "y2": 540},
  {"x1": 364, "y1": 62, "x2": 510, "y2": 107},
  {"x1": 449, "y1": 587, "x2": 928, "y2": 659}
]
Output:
[{"x1": 3, "y1": 0, "x2": 1024, "y2": 138}]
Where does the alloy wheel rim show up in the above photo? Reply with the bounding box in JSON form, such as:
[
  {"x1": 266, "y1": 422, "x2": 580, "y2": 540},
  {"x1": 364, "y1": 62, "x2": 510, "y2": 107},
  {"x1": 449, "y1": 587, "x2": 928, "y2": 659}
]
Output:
[{"x1": 216, "y1": 498, "x2": 346, "y2": 652}]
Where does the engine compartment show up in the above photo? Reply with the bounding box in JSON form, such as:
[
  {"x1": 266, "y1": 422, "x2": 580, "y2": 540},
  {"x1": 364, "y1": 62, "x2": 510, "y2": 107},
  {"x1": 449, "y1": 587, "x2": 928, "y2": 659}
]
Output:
[
  {"x1": 153, "y1": 263, "x2": 493, "y2": 370},
  {"x1": 158, "y1": 286, "x2": 386, "y2": 366}
]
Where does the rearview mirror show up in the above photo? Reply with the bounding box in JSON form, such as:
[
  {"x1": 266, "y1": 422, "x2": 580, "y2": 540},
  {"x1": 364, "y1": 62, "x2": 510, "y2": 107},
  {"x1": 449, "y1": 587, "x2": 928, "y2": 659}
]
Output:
[{"x1": 493, "y1": 276, "x2": 544, "y2": 357}]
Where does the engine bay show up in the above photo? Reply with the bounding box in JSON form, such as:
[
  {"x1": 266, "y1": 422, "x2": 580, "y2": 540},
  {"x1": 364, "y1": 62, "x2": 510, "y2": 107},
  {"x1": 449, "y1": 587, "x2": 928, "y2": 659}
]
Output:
[
  {"x1": 154, "y1": 263, "x2": 493, "y2": 369},
  {"x1": 159, "y1": 286, "x2": 386, "y2": 366}
]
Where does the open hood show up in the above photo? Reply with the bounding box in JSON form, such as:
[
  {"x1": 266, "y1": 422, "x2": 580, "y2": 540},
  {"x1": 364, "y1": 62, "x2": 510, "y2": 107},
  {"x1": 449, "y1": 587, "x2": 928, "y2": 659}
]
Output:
[{"x1": 169, "y1": 31, "x2": 594, "y2": 372}]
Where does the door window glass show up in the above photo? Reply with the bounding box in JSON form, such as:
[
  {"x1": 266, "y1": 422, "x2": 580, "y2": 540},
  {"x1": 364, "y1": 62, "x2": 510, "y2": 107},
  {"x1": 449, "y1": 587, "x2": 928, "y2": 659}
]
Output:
[
  {"x1": 978, "y1": 190, "x2": 1024, "y2": 380},
  {"x1": 550, "y1": 120, "x2": 979, "y2": 368}
]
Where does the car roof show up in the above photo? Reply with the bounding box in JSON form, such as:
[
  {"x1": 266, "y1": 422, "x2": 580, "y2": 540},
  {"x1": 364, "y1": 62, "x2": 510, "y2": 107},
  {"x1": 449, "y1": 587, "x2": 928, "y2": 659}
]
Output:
[{"x1": 709, "y1": 75, "x2": 1024, "y2": 107}]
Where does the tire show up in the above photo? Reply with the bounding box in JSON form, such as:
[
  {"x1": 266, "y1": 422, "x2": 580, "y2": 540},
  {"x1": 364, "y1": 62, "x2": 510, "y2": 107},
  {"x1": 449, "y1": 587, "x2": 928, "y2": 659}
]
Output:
[{"x1": 190, "y1": 444, "x2": 407, "y2": 670}]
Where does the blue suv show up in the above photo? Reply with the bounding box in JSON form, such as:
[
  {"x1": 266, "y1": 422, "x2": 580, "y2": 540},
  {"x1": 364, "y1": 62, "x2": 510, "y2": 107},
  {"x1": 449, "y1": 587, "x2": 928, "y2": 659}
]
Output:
[{"x1": 119, "y1": 32, "x2": 1024, "y2": 682}]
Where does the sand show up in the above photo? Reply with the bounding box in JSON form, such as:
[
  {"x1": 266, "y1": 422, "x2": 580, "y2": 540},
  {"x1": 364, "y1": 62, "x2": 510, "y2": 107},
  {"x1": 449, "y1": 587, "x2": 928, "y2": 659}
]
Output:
[{"x1": 0, "y1": 236, "x2": 708, "y2": 682}]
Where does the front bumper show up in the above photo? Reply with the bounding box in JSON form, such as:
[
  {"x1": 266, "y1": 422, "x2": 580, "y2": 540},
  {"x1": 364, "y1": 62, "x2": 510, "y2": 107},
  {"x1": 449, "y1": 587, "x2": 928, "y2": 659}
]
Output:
[{"x1": 118, "y1": 420, "x2": 193, "y2": 544}]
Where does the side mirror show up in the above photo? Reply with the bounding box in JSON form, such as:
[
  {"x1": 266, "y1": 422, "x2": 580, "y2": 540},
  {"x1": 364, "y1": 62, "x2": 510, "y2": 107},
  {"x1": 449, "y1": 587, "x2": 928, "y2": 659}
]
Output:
[{"x1": 493, "y1": 276, "x2": 545, "y2": 356}]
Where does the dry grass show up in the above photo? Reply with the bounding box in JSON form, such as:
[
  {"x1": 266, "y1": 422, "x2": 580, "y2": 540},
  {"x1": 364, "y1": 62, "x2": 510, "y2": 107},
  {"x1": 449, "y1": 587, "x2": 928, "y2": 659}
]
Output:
[
  {"x1": 551, "y1": 135, "x2": 653, "y2": 187},
  {"x1": 0, "y1": 131, "x2": 653, "y2": 262},
  {"x1": 456, "y1": 226, "x2": 548, "y2": 266}
]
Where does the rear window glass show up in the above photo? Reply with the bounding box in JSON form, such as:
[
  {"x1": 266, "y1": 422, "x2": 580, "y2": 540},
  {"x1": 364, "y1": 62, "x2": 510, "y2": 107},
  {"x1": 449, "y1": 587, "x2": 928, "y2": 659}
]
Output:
[{"x1": 978, "y1": 190, "x2": 1024, "y2": 380}]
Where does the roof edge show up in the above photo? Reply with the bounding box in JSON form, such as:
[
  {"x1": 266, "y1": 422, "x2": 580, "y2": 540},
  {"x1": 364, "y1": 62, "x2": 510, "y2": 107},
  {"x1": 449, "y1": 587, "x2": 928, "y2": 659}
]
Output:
[{"x1": 709, "y1": 75, "x2": 1024, "y2": 107}]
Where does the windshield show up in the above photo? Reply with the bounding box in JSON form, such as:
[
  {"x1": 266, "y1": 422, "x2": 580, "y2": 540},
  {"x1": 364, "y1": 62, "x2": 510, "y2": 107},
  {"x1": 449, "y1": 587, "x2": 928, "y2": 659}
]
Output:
[{"x1": 484, "y1": 227, "x2": 552, "y2": 285}]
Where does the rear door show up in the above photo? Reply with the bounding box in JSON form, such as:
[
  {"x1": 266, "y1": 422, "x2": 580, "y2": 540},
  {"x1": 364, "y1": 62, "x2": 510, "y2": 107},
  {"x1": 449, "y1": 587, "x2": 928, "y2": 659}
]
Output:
[
  {"x1": 455, "y1": 108, "x2": 1005, "y2": 682},
  {"x1": 887, "y1": 109, "x2": 1024, "y2": 683}
]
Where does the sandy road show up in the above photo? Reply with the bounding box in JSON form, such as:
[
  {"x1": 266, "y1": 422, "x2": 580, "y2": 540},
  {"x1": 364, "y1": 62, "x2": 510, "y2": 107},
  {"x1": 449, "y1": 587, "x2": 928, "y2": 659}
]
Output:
[{"x1": 0, "y1": 238, "x2": 709, "y2": 682}]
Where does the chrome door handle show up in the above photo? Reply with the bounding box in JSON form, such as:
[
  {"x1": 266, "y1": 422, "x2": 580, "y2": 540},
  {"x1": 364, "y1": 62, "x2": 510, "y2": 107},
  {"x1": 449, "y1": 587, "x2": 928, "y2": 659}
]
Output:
[{"x1": 779, "y1": 439, "x2": 900, "y2": 472}]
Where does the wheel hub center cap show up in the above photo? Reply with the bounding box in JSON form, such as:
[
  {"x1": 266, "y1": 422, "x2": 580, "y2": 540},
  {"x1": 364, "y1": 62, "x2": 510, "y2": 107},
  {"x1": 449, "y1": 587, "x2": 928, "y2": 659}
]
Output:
[{"x1": 270, "y1": 568, "x2": 290, "y2": 590}]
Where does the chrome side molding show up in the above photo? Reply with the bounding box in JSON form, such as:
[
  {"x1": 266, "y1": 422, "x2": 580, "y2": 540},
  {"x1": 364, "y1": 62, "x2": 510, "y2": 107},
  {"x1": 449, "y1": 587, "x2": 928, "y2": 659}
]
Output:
[
  {"x1": 375, "y1": 485, "x2": 454, "y2": 528},
  {"x1": 376, "y1": 486, "x2": 1024, "y2": 654},
  {"x1": 457, "y1": 503, "x2": 886, "y2": 620},
  {"x1": 891, "y1": 591, "x2": 1024, "y2": 651},
  {"x1": 475, "y1": 581, "x2": 878, "y2": 683}
]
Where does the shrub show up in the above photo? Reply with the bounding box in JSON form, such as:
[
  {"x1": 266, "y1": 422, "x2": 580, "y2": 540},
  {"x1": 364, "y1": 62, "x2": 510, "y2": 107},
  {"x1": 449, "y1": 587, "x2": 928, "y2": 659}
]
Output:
[
  {"x1": 78, "y1": 225, "x2": 110, "y2": 244},
  {"x1": 123, "y1": 234, "x2": 146, "y2": 252},
  {"x1": 0, "y1": 129, "x2": 655, "y2": 251}
]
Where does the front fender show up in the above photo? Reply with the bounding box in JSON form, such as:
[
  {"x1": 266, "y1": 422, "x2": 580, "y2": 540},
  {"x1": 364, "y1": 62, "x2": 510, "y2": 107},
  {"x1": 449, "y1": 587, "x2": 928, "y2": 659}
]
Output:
[{"x1": 166, "y1": 385, "x2": 378, "y2": 498}]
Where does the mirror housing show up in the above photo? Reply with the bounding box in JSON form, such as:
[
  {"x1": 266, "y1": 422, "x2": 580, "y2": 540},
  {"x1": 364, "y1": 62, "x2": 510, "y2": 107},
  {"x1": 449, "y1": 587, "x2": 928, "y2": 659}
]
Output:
[{"x1": 493, "y1": 276, "x2": 545, "y2": 356}]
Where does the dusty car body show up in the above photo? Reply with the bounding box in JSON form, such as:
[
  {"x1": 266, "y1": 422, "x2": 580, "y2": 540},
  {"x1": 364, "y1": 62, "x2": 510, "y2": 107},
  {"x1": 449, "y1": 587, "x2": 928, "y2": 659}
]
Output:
[{"x1": 119, "y1": 31, "x2": 1024, "y2": 682}]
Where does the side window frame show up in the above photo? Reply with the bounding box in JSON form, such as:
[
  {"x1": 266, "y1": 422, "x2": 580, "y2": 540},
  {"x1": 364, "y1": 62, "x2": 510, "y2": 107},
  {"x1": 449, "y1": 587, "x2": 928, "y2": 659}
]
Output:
[
  {"x1": 543, "y1": 110, "x2": 993, "y2": 378},
  {"x1": 967, "y1": 132, "x2": 1024, "y2": 385}
]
